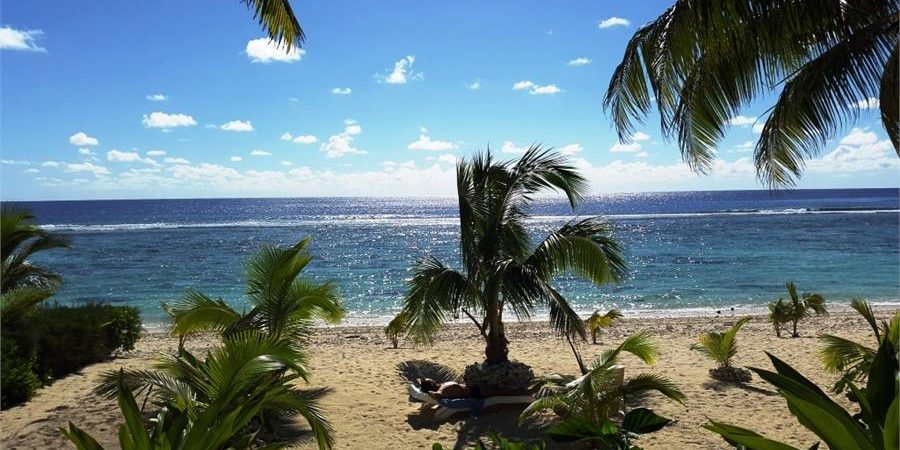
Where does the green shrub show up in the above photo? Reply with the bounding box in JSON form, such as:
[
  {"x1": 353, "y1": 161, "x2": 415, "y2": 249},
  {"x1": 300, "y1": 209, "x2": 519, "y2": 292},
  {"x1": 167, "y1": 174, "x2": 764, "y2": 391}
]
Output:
[
  {"x1": 29, "y1": 303, "x2": 141, "y2": 380},
  {"x1": 1, "y1": 338, "x2": 40, "y2": 407}
]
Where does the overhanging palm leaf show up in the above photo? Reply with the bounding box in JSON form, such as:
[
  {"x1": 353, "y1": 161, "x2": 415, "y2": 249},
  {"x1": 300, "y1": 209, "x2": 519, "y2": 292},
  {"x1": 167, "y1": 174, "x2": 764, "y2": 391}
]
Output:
[
  {"x1": 1, "y1": 206, "x2": 70, "y2": 293},
  {"x1": 605, "y1": 0, "x2": 899, "y2": 187},
  {"x1": 241, "y1": 0, "x2": 304, "y2": 50}
]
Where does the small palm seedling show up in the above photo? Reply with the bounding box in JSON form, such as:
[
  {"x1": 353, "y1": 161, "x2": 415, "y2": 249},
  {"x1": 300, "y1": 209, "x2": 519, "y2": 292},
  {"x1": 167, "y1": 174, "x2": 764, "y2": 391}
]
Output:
[
  {"x1": 706, "y1": 336, "x2": 899, "y2": 450},
  {"x1": 692, "y1": 317, "x2": 752, "y2": 382},
  {"x1": 773, "y1": 281, "x2": 827, "y2": 338},
  {"x1": 819, "y1": 298, "x2": 899, "y2": 395},
  {"x1": 521, "y1": 332, "x2": 684, "y2": 427},
  {"x1": 385, "y1": 311, "x2": 409, "y2": 349},
  {"x1": 585, "y1": 309, "x2": 623, "y2": 344}
]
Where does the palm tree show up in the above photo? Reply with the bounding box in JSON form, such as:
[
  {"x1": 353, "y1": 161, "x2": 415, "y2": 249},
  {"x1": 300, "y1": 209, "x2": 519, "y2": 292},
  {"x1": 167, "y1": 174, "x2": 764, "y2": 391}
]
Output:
[
  {"x1": 89, "y1": 331, "x2": 334, "y2": 450},
  {"x1": 394, "y1": 146, "x2": 627, "y2": 365},
  {"x1": 819, "y1": 298, "x2": 899, "y2": 394},
  {"x1": 164, "y1": 237, "x2": 345, "y2": 350},
  {"x1": 781, "y1": 281, "x2": 827, "y2": 337},
  {"x1": 241, "y1": 0, "x2": 305, "y2": 50},
  {"x1": 586, "y1": 309, "x2": 623, "y2": 344},
  {"x1": 1, "y1": 206, "x2": 70, "y2": 293},
  {"x1": 693, "y1": 317, "x2": 753, "y2": 382},
  {"x1": 604, "y1": 0, "x2": 899, "y2": 187},
  {"x1": 767, "y1": 298, "x2": 791, "y2": 338},
  {"x1": 521, "y1": 332, "x2": 684, "y2": 426}
]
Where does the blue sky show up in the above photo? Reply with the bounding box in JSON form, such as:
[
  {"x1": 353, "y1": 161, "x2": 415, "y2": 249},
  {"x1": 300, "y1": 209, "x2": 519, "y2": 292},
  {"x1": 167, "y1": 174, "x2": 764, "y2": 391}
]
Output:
[{"x1": 1, "y1": 0, "x2": 897, "y2": 200}]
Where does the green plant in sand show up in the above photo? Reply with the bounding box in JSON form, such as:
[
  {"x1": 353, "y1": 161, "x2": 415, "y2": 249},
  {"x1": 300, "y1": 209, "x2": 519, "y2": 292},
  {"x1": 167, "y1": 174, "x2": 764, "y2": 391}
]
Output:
[
  {"x1": 692, "y1": 317, "x2": 753, "y2": 382},
  {"x1": 771, "y1": 281, "x2": 827, "y2": 338},
  {"x1": 586, "y1": 309, "x2": 623, "y2": 344},
  {"x1": 605, "y1": 0, "x2": 899, "y2": 188}
]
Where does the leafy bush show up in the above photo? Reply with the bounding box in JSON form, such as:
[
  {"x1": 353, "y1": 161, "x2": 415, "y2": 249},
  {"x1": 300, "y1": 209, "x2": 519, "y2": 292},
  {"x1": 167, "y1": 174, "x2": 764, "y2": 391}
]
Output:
[
  {"x1": 433, "y1": 434, "x2": 546, "y2": 450},
  {"x1": 768, "y1": 281, "x2": 827, "y2": 338},
  {"x1": 1, "y1": 338, "x2": 40, "y2": 407},
  {"x1": 692, "y1": 317, "x2": 752, "y2": 382},
  {"x1": 29, "y1": 303, "x2": 141, "y2": 380},
  {"x1": 546, "y1": 407, "x2": 673, "y2": 449}
]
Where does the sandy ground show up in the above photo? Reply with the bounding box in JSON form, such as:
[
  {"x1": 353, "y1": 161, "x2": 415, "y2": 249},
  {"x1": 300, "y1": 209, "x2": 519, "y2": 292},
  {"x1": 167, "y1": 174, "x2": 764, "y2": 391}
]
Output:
[{"x1": 0, "y1": 309, "x2": 890, "y2": 449}]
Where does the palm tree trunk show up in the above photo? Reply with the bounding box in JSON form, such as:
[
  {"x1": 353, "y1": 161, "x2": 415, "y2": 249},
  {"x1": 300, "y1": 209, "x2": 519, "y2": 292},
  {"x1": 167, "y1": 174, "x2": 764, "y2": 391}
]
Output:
[
  {"x1": 792, "y1": 319, "x2": 799, "y2": 338},
  {"x1": 483, "y1": 293, "x2": 508, "y2": 364}
]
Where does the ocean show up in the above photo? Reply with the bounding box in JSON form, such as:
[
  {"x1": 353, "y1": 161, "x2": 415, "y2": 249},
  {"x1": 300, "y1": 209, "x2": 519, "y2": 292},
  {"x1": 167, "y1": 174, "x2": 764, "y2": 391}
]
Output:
[{"x1": 12, "y1": 188, "x2": 900, "y2": 325}]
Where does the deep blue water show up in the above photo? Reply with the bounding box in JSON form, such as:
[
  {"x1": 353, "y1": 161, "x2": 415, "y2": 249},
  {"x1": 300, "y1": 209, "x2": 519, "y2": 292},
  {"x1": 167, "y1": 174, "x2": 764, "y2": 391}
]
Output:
[{"x1": 11, "y1": 189, "x2": 900, "y2": 323}]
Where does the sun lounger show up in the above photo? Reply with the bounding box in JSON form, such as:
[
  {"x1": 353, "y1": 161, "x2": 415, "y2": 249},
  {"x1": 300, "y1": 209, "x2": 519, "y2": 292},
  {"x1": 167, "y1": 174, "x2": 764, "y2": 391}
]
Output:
[{"x1": 407, "y1": 383, "x2": 533, "y2": 421}]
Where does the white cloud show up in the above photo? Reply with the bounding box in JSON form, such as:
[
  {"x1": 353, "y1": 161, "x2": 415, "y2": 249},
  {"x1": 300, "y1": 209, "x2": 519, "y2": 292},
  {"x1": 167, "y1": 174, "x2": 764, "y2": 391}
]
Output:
[
  {"x1": 807, "y1": 128, "x2": 898, "y2": 174},
  {"x1": 164, "y1": 157, "x2": 191, "y2": 165},
  {"x1": 634, "y1": 151, "x2": 649, "y2": 158},
  {"x1": 220, "y1": 120, "x2": 254, "y2": 132},
  {"x1": 282, "y1": 132, "x2": 317, "y2": 144},
  {"x1": 23, "y1": 168, "x2": 40, "y2": 174},
  {"x1": 230, "y1": 156, "x2": 243, "y2": 162},
  {"x1": 250, "y1": 150, "x2": 272, "y2": 156},
  {"x1": 752, "y1": 123, "x2": 765, "y2": 134},
  {"x1": 280, "y1": 161, "x2": 294, "y2": 166},
  {"x1": 69, "y1": 132, "x2": 99, "y2": 146},
  {"x1": 1, "y1": 159, "x2": 30, "y2": 165},
  {"x1": 64, "y1": 162, "x2": 109, "y2": 176},
  {"x1": 609, "y1": 142, "x2": 642, "y2": 153},
  {"x1": 852, "y1": 97, "x2": 880, "y2": 110},
  {"x1": 0, "y1": 26, "x2": 46, "y2": 52},
  {"x1": 467, "y1": 81, "x2": 481, "y2": 90},
  {"x1": 146, "y1": 94, "x2": 167, "y2": 101},
  {"x1": 437, "y1": 154, "x2": 459, "y2": 164},
  {"x1": 598, "y1": 17, "x2": 630, "y2": 28},
  {"x1": 558, "y1": 143, "x2": 584, "y2": 156},
  {"x1": 732, "y1": 141, "x2": 755, "y2": 152},
  {"x1": 142, "y1": 112, "x2": 197, "y2": 129},
  {"x1": 408, "y1": 133, "x2": 458, "y2": 151},
  {"x1": 332, "y1": 87, "x2": 352, "y2": 95},
  {"x1": 41, "y1": 161, "x2": 59, "y2": 167},
  {"x1": 320, "y1": 121, "x2": 367, "y2": 158},
  {"x1": 107, "y1": 149, "x2": 160, "y2": 166},
  {"x1": 512, "y1": 80, "x2": 560, "y2": 95},
  {"x1": 146, "y1": 150, "x2": 167, "y2": 157},
  {"x1": 566, "y1": 57, "x2": 591, "y2": 66},
  {"x1": 377, "y1": 55, "x2": 422, "y2": 84},
  {"x1": 245, "y1": 38, "x2": 304, "y2": 63},
  {"x1": 501, "y1": 141, "x2": 527, "y2": 154},
  {"x1": 632, "y1": 132, "x2": 651, "y2": 141},
  {"x1": 729, "y1": 115, "x2": 758, "y2": 127}
]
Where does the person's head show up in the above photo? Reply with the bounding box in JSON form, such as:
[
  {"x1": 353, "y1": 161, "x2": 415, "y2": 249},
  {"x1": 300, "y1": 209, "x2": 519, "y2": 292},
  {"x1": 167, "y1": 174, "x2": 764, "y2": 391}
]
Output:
[{"x1": 418, "y1": 378, "x2": 439, "y2": 392}]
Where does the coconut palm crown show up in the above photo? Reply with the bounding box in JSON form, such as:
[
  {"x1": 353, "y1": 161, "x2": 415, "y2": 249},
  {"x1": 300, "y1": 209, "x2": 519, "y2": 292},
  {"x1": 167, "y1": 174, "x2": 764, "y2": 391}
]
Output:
[
  {"x1": 604, "y1": 0, "x2": 899, "y2": 188},
  {"x1": 1, "y1": 206, "x2": 70, "y2": 293},
  {"x1": 395, "y1": 146, "x2": 627, "y2": 365},
  {"x1": 241, "y1": 0, "x2": 305, "y2": 50}
]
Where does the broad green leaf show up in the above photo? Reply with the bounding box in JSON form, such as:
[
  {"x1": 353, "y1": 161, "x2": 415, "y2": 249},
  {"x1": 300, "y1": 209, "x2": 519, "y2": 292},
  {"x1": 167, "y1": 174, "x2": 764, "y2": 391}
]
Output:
[
  {"x1": 884, "y1": 396, "x2": 899, "y2": 450},
  {"x1": 546, "y1": 416, "x2": 616, "y2": 443},
  {"x1": 704, "y1": 420, "x2": 804, "y2": 450},
  {"x1": 622, "y1": 408, "x2": 671, "y2": 434}
]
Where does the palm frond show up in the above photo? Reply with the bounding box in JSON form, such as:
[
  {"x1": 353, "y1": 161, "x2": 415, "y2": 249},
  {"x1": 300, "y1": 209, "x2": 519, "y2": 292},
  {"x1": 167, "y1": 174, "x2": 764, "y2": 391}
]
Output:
[
  {"x1": 0, "y1": 286, "x2": 54, "y2": 328},
  {"x1": 818, "y1": 334, "x2": 875, "y2": 374},
  {"x1": 693, "y1": 317, "x2": 750, "y2": 367},
  {"x1": 165, "y1": 291, "x2": 242, "y2": 337},
  {"x1": 622, "y1": 372, "x2": 686, "y2": 404},
  {"x1": 850, "y1": 298, "x2": 881, "y2": 339},
  {"x1": 596, "y1": 330, "x2": 657, "y2": 368},
  {"x1": 266, "y1": 387, "x2": 335, "y2": 450},
  {"x1": 240, "y1": 0, "x2": 305, "y2": 50},
  {"x1": 881, "y1": 43, "x2": 899, "y2": 149},
  {"x1": 527, "y1": 217, "x2": 627, "y2": 285},
  {"x1": 398, "y1": 257, "x2": 473, "y2": 344}
]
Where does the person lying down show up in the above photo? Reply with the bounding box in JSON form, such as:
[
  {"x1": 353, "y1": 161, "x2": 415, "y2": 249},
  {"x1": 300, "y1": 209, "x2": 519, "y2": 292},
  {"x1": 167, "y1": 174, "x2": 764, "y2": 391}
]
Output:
[{"x1": 414, "y1": 378, "x2": 509, "y2": 418}]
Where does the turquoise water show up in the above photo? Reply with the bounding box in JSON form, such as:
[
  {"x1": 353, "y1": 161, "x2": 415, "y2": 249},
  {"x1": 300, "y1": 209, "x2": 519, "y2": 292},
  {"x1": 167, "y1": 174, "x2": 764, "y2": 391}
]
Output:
[{"x1": 14, "y1": 189, "x2": 900, "y2": 323}]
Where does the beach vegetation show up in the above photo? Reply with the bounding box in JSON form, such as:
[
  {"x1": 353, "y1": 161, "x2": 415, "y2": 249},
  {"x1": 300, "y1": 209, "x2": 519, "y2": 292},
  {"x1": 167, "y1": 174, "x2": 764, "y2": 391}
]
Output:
[
  {"x1": 544, "y1": 407, "x2": 674, "y2": 449},
  {"x1": 433, "y1": 433, "x2": 546, "y2": 450},
  {"x1": 605, "y1": 0, "x2": 899, "y2": 188},
  {"x1": 772, "y1": 281, "x2": 827, "y2": 338},
  {"x1": 241, "y1": 0, "x2": 305, "y2": 51},
  {"x1": 705, "y1": 336, "x2": 898, "y2": 450},
  {"x1": 385, "y1": 311, "x2": 409, "y2": 349},
  {"x1": 521, "y1": 332, "x2": 684, "y2": 427},
  {"x1": 819, "y1": 299, "x2": 899, "y2": 395},
  {"x1": 393, "y1": 147, "x2": 626, "y2": 385},
  {"x1": 164, "y1": 237, "x2": 345, "y2": 350},
  {"x1": 586, "y1": 309, "x2": 623, "y2": 344},
  {"x1": 1, "y1": 205, "x2": 70, "y2": 293},
  {"x1": 692, "y1": 317, "x2": 752, "y2": 382}
]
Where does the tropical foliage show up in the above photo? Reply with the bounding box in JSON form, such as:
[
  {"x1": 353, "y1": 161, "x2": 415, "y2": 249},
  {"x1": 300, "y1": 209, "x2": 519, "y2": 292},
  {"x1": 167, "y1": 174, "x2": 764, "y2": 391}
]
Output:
[
  {"x1": 692, "y1": 317, "x2": 751, "y2": 368},
  {"x1": 770, "y1": 281, "x2": 827, "y2": 338},
  {"x1": 818, "y1": 299, "x2": 900, "y2": 395},
  {"x1": 586, "y1": 309, "x2": 623, "y2": 344},
  {"x1": 164, "y1": 238, "x2": 345, "y2": 348},
  {"x1": 241, "y1": 0, "x2": 304, "y2": 50},
  {"x1": 521, "y1": 332, "x2": 684, "y2": 427},
  {"x1": 544, "y1": 407, "x2": 674, "y2": 450},
  {"x1": 393, "y1": 147, "x2": 627, "y2": 366},
  {"x1": 705, "y1": 336, "x2": 899, "y2": 450},
  {"x1": 432, "y1": 434, "x2": 546, "y2": 450},
  {"x1": 1, "y1": 205, "x2": 70, "y2": 293},
  {"x1": 385, "y1": 311, "x2": 409, "y2": 349},
  {"x1": 604, "y1": 0, "x2": 899, "y2": 187}
]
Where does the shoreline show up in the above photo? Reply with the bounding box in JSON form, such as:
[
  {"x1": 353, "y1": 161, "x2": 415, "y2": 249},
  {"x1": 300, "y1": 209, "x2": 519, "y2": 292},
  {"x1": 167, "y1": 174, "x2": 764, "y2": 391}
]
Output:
[{"x1": 138, "y1": 301, "x2": 900, "y2": 330}]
